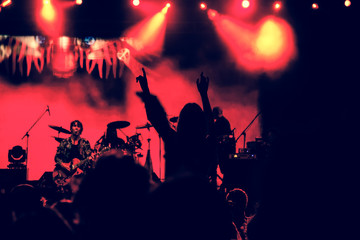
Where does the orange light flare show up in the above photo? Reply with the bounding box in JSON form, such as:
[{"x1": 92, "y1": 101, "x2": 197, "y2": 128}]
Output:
[
  {"x1": 226, "y1": 0, "x2": 256, "y2": 19},
  {"x1": 36, "y1": 0, "x2": 63, "y2": 37},
  {"x1": 123, "y1": 4, "x2": 169, "y2": 59},
  {"x1": 1, "y1": 0, "x2": 12, "y2": 8},
  {"x1": 133, "y1": 0, "x2": 140, "y2": 7},
  {"x1": 242, "y1": 0, "x2": 250, "y2": 8},
  {"x1": 312, "y1": 3, "x2": 319, "y2": 10},
  {"x1": 200, "y1": 2, "x2": 207, "y2": 11},
  {"x1": 75, "y1": 0, "x2": 83, "y2": 5},
  {"x1": 344, "y1": 0, "x2": 351, "y2": 7},
  {"x1": 273, "y1": 1, "x2": 282, "y2": 11},
  {"x1": 208, "y1": 11, "x2": 297, "y2": 73},
  {"x1": 41, "y1": 0, "x2": 55, "y2": 22}
]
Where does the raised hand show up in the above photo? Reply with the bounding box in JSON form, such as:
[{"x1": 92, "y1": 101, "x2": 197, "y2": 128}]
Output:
[
  {"x1": 136, "y1": 67, "x2": 150, "y2": 95},
  {"x1": 196, "y1": 72, "x2": 209, "y2": 96}
]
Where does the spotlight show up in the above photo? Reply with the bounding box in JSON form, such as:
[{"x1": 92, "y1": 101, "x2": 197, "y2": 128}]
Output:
[
  {"x1": 41, "y1": 0, "x2": 55, "y2": 21},
  {"x1": 273, "y1": 1, "x2": 281, "y2": 11},
  {"x1": 8, "y1": 145, "x2": 27, "y2": 170},
  {"x1": 312, "y1": 3, "x2": 319, "y2": 10},
  {"x1": 242, "y1": 0, "x2": 250, "y2": 8},
  {"x1": 344, "y1": 0, "x2": 351, "y2": 7},
  {"x1": 132, "y1": 0, "x2": 140, "y2": 7},
  {"x1": 1, "y1": 0, "x2": 12, "y2": 8},
  {"x1": 207, "y1": 9, "x2": 218, "y2": 20},
  {"x1": 200, "y1": 2, "x2": 207, "y2": 10},
  {"x1": 162, "y1": 2, "x2": 171, "y2": 14},
  {"x1": 75, "y1": 0, "x2": 82, "y2": 5}
]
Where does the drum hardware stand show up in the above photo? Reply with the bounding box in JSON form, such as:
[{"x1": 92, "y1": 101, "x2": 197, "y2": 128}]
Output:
[
  {"x1": 21, "y1": 106, "x2": 50, "y2": 181},
  {"x1": 236, "y1": 112, "x2": 261, "y2": 149}
]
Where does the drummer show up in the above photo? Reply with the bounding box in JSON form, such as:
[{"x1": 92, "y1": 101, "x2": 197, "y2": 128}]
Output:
[
  {"x1": 95, "y1": 123, "x2": 127, "y2": 153},
  {"x1": 213, "y1": 106, "x2": 232, "y2": 137}
]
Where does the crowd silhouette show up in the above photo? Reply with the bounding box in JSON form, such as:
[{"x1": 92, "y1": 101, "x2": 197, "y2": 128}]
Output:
[{"x1": 0, "y1": 66, "x2": 355, "y2": 240}]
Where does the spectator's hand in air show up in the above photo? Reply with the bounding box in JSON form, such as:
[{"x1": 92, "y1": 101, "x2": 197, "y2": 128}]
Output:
[
  {"x1": 196, "y1": 72, "x2": 209, "y2": 96},
  {"x1": 136, "y1": 67, "x2": 150, "y2": 95}
]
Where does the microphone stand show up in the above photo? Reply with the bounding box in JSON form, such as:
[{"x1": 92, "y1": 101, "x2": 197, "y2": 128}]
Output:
[
  {"x1": 21, "y1": 106, "x2": 50, "y2": 180},
  {"x1": 236, "y1": 112, "x2": 261, "y2": 149}
]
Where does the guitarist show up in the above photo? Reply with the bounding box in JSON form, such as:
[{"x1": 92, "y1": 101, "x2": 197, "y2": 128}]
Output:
[{"x1": 54, "y1": 120, "x2": 93, "y2": 197}]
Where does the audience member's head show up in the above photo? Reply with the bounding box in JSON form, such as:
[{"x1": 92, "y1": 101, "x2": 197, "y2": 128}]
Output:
[
  {"x1": 177, "y1": 102, "x2": 207, "y2": 140},
  {"x1": 73, "y1": 149, "x2": 150, "y2": 240},
  {"x1": 147, "y1": 174, "x2": 233, "y2": 240},
  {"x1": 8, "y1": 184, "x2": 43, "y2": 221}
]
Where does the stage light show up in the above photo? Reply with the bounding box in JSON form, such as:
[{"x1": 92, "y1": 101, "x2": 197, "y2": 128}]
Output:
[
  {"x1": 1, "y1": 0, "x2": 11, "y2": 7},
  {"x1": 312, "y1": 3, "x2": 319, "y2": 10},
  {"x1": 41, "y1": 0, "x2": 55, "y2": 22},
  {"x1": 242, "y1": 0, "x2": 250, "y2": 8},
  {"x1": 133, "y1": 0, "x2": 140, "y2": 7},
  {"x1": 207, "y1": 9, "x2": 218, "y2": 20},
  {"x1": 8, "y1": 145, "x2": 27, "y2": 170},
  {"x1": 162, "y1": 2, "x2": 171, "y2": 14},
  {"x1": 273, "y1": 1, "x2": 281, "y2": 11},
  {"x1": 75, "y1": 0, "x2": 82, "y2": 5},
  {"x1": 344, "y1": 0, "x2": 351, "y2": 7},
  {"x1": 200, "y1": 2, "x2": 207, "y2": 10}
]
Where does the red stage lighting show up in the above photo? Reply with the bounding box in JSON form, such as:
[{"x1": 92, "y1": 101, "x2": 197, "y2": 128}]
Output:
[
  {"x1": 1, "y1": 0, "x2": 12, "y2": 7},
  {"x1": 207, "y1": 9, "x2": 218, "y2": 20},
  {"x1": 273, "y1": 1, "x2": 281, "y2": 11},
  {"x1": 242, "y1": 0, "x2": 250, "y2": 8},
  {"x1": 344, "y1": 0, "x2": 351, "y2": 7},
  {"x1": 133, "y1": 0, "x2": 140, "y2": 7},
  {"x1": 200, "y1": 2, "x2": 207, "y2": 11},
  {"x1": 312, "y1": 3, "x2": 319, "y2": 10}
]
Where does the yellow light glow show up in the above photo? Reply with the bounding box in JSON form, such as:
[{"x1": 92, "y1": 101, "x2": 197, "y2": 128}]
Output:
[
  {"x1": 274, "y1": 1, "x2": 281, "y2": 10},
  {"x1": 242, "y1": 0, "x2": 250, "y2": 8},
  {"x1": 133, "y1": 0, "x2": 140, "y2": 7},
  {"x1": 1, "y1": 0, "x2": 12, "y2": 7},
  {"x1": 76, "y1": 0, "x2": 82, "y2": 5},
  {"x1": 312, "y1": 3, "x2": 319, "y2": 9},
  {"x1": 41, "y1": 3, "x2": 55, "y2": 21},
  {"x1": 200, "y1": 3, "x2": 207, "y2": 10},
  {"x1": 344, "y1": 0, "x2": 351, "y2": 7},
  {"x1": 255, "y1": 20, "x2": 283, "y2": 57}
]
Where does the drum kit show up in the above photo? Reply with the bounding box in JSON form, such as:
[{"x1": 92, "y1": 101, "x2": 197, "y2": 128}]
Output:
[{"x1": 49, "y1": 120, "x2": 145, "y2": 156}]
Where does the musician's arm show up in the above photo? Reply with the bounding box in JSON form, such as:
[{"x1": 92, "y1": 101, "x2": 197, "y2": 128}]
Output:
[
  {"x1": 79, "y1": 139, "x2": 93, "y2": 170},
  {"x1": 54, "y1": 142, "x2": 71, "y2": 171}
]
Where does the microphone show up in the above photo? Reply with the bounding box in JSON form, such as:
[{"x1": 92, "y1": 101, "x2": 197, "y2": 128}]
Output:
[{"x1": 47, "y1": 105, "x2": 50, "y2": 116}]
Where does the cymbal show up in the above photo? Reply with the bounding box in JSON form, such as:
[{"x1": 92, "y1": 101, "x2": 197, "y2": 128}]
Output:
[
  {"x1": 169, "y1": 116, "x2": 178, "y2": 123},
  {"x1": 136, "y1": 122, "x2": 153, "y2": 130},
  {"x1": 49, "y1": 125, "x2": 71, "y2": 134},
  {"x1": 53, "y1": 137, "x2": 65, "y2": 143},
  {"x1": 107, "y1": 121, "x2": 130, "y2": 129}
]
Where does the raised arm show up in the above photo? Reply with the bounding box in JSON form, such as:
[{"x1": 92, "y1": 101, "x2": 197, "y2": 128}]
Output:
[
  {"x1": 136, "y1": 68, "x2": 175, "y2": 140},
  {"x1": 196, "y1": 72, "x2": 214, "y2": 135},
  {"x1": 136, "y1": 67, "x2": 150, "y2": 96}
]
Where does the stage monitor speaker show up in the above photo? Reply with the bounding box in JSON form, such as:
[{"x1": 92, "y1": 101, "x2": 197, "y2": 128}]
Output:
[{"x1": 0, "y1": 169, "x2": 27, "y2": 191}]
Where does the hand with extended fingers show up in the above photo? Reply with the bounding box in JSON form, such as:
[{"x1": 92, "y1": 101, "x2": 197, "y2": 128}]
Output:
[
  {"x1": 196, "y1": 72, "x2": 209, "y2": 96},
  {"x1": 136, "y1": 67, "x2": 150, "y2": 95}
]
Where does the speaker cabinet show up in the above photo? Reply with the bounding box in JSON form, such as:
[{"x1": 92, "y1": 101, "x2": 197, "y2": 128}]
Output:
[{"x1": 0, "y1": 169, "x2": 27, "y2": 191}]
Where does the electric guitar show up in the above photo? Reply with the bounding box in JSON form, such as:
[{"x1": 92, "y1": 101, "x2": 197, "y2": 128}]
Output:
[{"x1": 53, "y1": 146, "x2": 110, "y2": 187}]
